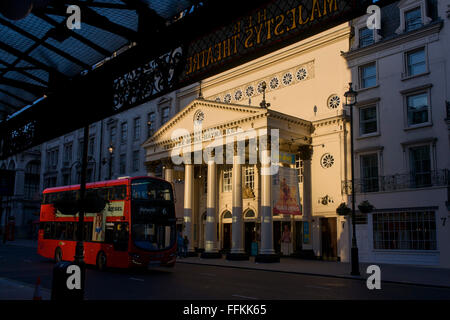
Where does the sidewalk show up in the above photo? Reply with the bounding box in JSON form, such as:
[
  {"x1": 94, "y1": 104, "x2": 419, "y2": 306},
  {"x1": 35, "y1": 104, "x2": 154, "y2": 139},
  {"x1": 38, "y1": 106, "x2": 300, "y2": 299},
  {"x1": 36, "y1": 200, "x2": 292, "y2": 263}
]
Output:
[
  {"x1": 0, "y1": 277, "x2": 50, "y2": 300},
  {"x1": 177, "y1": 255, "x2": 450, "y2": 288}
]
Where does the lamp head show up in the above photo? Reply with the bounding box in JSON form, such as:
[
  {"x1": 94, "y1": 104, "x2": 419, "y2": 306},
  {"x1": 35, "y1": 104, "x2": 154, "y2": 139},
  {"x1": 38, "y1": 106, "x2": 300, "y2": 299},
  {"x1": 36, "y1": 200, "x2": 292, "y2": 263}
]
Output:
[{"x1": 344, "y1": 82, "x2": 357, "y2": 106}]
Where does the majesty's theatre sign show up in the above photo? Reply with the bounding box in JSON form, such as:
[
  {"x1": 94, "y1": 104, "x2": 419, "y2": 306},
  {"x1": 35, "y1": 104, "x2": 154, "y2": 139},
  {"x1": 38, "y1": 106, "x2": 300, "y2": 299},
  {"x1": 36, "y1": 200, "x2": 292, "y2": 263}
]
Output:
[
  {"x1": 181, "y1": 0, "x2": 362, "y2": 80},
  {"x1": 112, "y1": 0, "x2": 366, "y2": 111}
]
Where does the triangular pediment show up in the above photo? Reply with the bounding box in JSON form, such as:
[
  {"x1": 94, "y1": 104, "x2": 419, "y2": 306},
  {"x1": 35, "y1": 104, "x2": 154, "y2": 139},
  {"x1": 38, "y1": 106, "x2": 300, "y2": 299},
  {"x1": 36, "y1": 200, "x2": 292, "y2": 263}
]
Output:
[{"x1": 143, "y1": 99, "x2": 266, "y2": 147}]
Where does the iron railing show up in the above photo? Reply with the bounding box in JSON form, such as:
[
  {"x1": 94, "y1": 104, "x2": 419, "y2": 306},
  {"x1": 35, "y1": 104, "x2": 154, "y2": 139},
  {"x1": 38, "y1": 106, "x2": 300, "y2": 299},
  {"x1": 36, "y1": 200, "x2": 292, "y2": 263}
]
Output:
[{"x1": 342, "y1": 169, "x2": 449, "y2": 194}]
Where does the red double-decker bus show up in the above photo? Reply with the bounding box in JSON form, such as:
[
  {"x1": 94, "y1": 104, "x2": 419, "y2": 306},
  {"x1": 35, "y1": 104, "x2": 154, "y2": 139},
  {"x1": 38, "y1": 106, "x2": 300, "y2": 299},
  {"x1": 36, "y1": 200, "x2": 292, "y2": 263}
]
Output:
[{"x1": 38, "y1": 176, "x2": 177, "y2": 270}]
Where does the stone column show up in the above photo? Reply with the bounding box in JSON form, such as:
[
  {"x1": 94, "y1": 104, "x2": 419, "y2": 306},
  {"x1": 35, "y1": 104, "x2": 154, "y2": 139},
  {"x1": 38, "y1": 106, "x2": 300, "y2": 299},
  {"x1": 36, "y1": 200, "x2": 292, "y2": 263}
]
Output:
[
  {"x1": 227, "y1": 145, "x2": 248, "y2": 260},
  {"x1": 256, "y1": 146, "x2": 279, "y2": 263},
  {"x1": 201, "y1": 157, "x2": 221, "y2": 258},
  {"x1": 183, "y1": 161, "x2": 196, "y2": 255},
  {"x1": 299, "y1": 145, "x2": 313, "y2": 250}
]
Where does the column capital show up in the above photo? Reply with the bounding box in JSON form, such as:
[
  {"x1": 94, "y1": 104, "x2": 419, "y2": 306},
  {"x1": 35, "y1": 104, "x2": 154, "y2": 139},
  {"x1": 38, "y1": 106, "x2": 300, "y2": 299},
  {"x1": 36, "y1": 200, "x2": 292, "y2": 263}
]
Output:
[
  {"x1": 162, "y1": 158, "x2": 174, "y2": 169},
  {"x1": 145, "y1": 161, "x2": 158, "y2": 172}
]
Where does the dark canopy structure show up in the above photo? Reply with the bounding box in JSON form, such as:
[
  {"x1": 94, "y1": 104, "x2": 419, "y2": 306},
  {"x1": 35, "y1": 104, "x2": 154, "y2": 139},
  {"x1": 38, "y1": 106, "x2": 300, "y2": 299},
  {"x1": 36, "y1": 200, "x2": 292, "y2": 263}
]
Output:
[
  {"x1": 0, "y1": 0, "x2": 199, "y2": 117},
  {"x1": 0, "y1": 0, "x2": 387, "y2": 160}
]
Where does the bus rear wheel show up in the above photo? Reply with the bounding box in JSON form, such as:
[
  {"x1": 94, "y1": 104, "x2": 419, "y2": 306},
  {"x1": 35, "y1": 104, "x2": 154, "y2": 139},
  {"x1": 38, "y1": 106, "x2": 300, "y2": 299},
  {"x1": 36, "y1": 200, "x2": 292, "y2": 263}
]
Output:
[
  {"x1": 96, "y1": 251, "x2": 107, "y2": 271},
  {"x1": 54, "y1": 247, "x2": 62, "y2": 263}
]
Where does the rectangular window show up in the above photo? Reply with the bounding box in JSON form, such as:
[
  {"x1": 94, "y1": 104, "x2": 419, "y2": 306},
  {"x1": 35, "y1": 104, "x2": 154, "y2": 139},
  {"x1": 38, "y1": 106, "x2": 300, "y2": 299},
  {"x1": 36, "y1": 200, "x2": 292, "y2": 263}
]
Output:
[
  {"x1": 405, "y1": 7, "x2": 422, "y2": 32},
  {"x1": 88, "y1": 137, "x2": 95, "y2": 157},
  {"x1": 373, "y1": 211, "x2": 436, "y2": 250},
  {"x1": 133, "y1": 118, "x2": 141, "y2": 140},
  {"x1": 407, "y1": 92, "x2": 428, "y2": 126},
  {"x1": 120, "y1": 122, "x2": 128, "y2": 143},
  {"x1": 147, "y1": 112, "x2": 155, "y2": 137},
  {"x1": 161, "y1": 107, "x2": 170, "y2": 124},
  {"x1": 47, "y1": 148, "x2": 59, "y2": 169},
  {"x1": 406, "y1": 48, "x2": 426, "y2": 76},
  {"x1": 110, "y1": 126, "x2": 116, "y2": 145},
  {"x1": 359, "y1": 27, "x2": 374, "y2": 48},
  {"x1": 409, "y1": 145, "x2": 431, "y2": 187},
  {"x1": 359, "y1": 105, "x2": 377, "y2": 135},
  {"x1": 359, "y1": 63, "x2": 376, "y2": 89},
  {"x1": 132, "y1": 150, "x2": 140, "y2": 172},
  {"x1": 119, "y1": 154, "x2": 126, "y2": 175},
  {"x1": 360, "y1": 153, "x2": 379, "y2": 192},
  {"x1": 63, "y1": 143, "x2": 72, "y2": 165},
  {"x1": 245, "y1": 166, "x2": 255, "y2": 190},
  {"x1": 222, "y1": 167, "x2": 232, "y2": 192}
]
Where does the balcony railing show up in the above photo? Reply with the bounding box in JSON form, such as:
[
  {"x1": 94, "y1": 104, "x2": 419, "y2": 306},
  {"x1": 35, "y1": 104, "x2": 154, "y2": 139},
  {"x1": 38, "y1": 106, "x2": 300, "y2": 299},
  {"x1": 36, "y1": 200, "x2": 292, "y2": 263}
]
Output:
[{"x1": 342, "y1": 169, "x2": 449, "y2": 194}]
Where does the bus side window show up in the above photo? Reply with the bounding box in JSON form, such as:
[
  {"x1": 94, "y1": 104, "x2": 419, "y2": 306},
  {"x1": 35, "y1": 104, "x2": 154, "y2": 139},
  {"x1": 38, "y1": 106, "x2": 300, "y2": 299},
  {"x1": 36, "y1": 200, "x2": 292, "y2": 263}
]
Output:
[
  {"x1": 55, "y1": 222, "x2": 63, "y2": 239},
  {"x1": 112, "y1": 186, "x2": 126, "y2": 200},
  {"x1": 43, "y1": 222, "x2": 52, "y2": 239},
  {"x1": 66, "y1": 222, "x2": 74, "y2": 241},
  {"x1": 84, "y1": 222, "x2": 93, "y2": 242},
  {"x1": 98, "y1": 188, "x2": 108, "y2": 201}
]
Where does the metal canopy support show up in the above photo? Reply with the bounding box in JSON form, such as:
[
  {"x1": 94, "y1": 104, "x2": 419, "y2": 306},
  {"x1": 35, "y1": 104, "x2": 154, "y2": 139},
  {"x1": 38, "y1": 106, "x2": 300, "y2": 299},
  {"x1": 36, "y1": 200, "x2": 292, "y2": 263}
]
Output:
[
  {"x1": 0, "y1": 17, "x2": 91, "y2": 70},
  {"x1": 32, "y1": 12, "x2": 112, "y2": 56},
  {"x1": 42, "y1": 4, "x2": 139, "y2": 41}
]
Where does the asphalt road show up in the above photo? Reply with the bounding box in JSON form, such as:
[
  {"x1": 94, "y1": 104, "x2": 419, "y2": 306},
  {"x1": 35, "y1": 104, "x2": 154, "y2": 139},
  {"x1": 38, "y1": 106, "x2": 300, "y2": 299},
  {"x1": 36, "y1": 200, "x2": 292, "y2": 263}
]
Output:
[{"x1": 1, "y1": 244, "x2": 450, "y2": 300}]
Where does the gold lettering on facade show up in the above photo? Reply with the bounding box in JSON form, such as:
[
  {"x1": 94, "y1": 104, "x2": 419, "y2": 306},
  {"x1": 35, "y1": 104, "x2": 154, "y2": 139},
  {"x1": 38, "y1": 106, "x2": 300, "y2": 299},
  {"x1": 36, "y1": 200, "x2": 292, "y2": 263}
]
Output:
[{"x1": 274, "y1": 13, "x2": 285, "y2": 36}]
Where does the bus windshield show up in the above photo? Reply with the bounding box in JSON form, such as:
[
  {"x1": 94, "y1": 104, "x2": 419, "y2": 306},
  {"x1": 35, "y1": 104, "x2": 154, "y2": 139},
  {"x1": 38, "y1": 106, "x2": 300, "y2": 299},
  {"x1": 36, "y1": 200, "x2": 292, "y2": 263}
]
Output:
[
  {"x1": 130, "y1": 178, "x2": 176, "y2": 251},
  {"x1": 131, "y1": 178, "x2": 173, "y2": 201}
]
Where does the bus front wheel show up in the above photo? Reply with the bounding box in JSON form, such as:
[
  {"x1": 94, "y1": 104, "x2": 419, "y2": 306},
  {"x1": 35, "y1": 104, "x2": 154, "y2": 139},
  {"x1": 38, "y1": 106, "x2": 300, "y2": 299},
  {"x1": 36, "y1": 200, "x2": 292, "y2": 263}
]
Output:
[
  {"x1": 96, "y1": 251, "x2": 107, "y2": 271},
  {"x1": 54, "y1": 247, "x2": 62, "y2": 263}
]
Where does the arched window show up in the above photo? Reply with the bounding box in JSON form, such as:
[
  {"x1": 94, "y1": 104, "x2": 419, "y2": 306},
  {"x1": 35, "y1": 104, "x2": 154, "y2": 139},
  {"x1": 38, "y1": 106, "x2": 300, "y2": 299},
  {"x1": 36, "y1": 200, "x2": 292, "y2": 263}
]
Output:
[
  {"x1": 223, "y1": 211, "x2": 232, "y2": 219},
  {"x1": 245, "y1": 210, "x2": 255, "y2": 218}
]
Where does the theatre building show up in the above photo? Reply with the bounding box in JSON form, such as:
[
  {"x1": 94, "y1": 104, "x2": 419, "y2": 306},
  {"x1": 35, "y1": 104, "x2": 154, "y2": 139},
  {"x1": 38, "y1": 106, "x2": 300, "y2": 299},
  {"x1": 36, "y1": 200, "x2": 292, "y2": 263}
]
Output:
[
  {"x1": 142, "y1": 0, "x2": 450, "y2": 267},
  {"x1": 143, "y1": 21, "x2": 354, "y2": 262}
]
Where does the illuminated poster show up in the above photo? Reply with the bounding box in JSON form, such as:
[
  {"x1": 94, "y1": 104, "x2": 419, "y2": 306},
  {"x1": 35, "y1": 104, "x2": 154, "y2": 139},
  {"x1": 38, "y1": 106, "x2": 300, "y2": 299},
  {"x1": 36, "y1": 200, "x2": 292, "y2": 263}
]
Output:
[
  {"x1": 92, "y1": 212, "x2": 106, "y2": 242},
  {"x1": 273, "y1": 166, "x2": 301, "y2": 215}
]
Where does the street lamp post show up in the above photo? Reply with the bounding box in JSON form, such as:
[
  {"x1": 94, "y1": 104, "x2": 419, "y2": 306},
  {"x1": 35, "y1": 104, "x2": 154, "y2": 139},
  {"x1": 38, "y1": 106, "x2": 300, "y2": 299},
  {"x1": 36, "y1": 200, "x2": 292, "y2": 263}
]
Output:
[
  {"x1": 108, "y1": 144, "x2": 114, "y2": 180},
  {"x1": 344, "y1": 82, "x2": 360, "y2": 276}
]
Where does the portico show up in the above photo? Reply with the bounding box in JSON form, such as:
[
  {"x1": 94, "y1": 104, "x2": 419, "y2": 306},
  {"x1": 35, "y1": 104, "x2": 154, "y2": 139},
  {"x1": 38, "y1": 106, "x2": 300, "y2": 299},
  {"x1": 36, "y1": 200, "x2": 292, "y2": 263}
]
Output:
[{"x1": 142, "y1": 98, "x2": 312, "y2": 262}]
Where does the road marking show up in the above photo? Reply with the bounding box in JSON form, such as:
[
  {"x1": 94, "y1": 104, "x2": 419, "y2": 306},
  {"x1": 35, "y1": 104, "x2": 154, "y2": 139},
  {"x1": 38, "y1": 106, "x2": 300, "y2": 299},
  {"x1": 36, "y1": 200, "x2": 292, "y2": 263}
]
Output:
[
  {"x1": 232, "y1": 294, "x2": 258, "y2": 300},
  {"x1": 305, "y1": 285, "x2": 331, "y2": 290},
  {"x1": 129, "y1": 277, "x2": 145, "y2": 282},
  {"x1": 200, "y1": 273, "x2": 216, "y2": 277}
]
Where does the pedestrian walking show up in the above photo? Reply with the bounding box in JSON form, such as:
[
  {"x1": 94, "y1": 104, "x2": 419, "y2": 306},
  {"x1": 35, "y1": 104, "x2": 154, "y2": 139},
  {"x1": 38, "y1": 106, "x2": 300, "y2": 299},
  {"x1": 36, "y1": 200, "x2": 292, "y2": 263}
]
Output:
[
  {"x1": 177, "y1": 232, "x2": 184, "y2": 258},
  {"x1": 183, "y1": 236, "x2": 189, "y2": 258}
]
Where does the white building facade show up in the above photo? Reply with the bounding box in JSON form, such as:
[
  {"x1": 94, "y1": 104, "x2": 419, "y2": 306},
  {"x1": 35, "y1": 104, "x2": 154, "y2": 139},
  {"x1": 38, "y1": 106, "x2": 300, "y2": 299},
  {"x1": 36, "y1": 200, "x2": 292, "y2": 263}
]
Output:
[{"x1": 343, "y1": 0, "x2": 450, "y2": 267}]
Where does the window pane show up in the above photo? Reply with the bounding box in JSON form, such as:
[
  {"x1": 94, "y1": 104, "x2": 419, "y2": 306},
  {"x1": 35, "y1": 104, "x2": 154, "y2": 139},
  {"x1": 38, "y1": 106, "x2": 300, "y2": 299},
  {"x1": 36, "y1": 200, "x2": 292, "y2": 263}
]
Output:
[
  {"x1": 360, "y1": 106, "x2": 377, "y2": 135},
  {"x1": 359, "y1": 27, "x2": 374, "y2": 47},
  {"x1": 360, "y1": 63, "x2": 376, "y2": 88},
  {"x1": 372, "y1": 211, "x2": 436, "y2": 250},
  {"x1": 405, "y1": 7, "x2": 422, "y2": 32},
  {"x1": 360, "y1": 153, "x2": 379, "y2": 192},
  {"x1": 407, "y1": 93, "x2": 428, "y2": 125},
  {"x1": 409, "y1": 145, "x2": 431, "y2": 187},
  {"x1": 407, "y1": 49, "x2": 426, "y2": 76}
]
